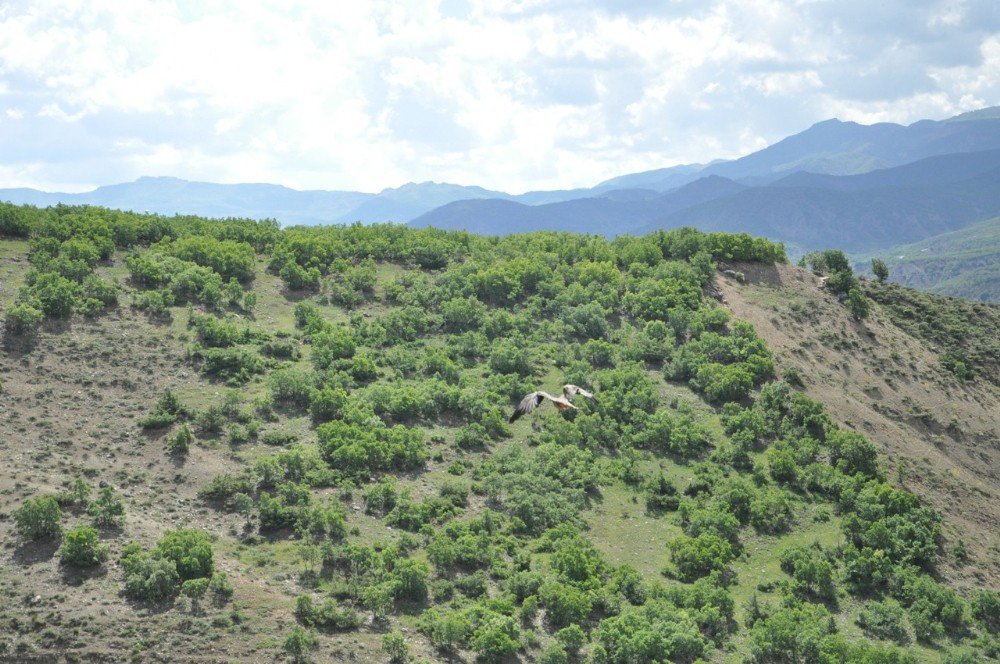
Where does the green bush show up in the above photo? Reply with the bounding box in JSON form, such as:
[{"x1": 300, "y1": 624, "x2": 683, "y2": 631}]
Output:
[
  {"x1": 283, "y1": 626, "x2": 318, "y2": 662},
  {"x1": 121, "y1": 545, "x2": 180, "y2": 601},
  {"x1": 168, "y1": 424, "x2": 193, "y2": 456},
  {"x1": 779, "y1": 545, "x2": 836, "y2": 600},
  {"x1": 90, "y1": 486, "x2": 126, "y2": 528},
  {"x1": 667, "y1": 533, "x2": 734, "y2": 582},
  {"x1": 154, "y1": 528, "x2": 214, "y2": 581},
  {"x1": 59, "y1": 525, "x2": 109, "y2": 567},
  {"x1": 846, "y1": 288, "x2": 871, "y2": 319},
  {"x1": 857, "y1": 598, "x2": 909, "y2": 642},
  {"x1": 592, "y1": 599, "x2": 706, "y2": 663},
  {"x1": 470, "y1": 612, "x2": 520, "y2": 663},
  {"x1": 29, "y1": 272, "x2": 78, "y2": 318},
  {"x1": 750, "y1": 487, "x2": 794, "y2": 534},
  {"x1": 4, "y1": 303, "x2": 44, "y2": 335},
  {"x1": 381, "y1": 630, "x2": 409, "y2": 663},
  {"x1": 13, "y1": 495, "x2": 62, "y2": 540}
]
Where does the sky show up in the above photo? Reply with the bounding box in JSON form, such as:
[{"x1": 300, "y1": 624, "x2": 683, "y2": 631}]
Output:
[{"x1": 1, "y1": 0, "x2": 999, "y2": 194}]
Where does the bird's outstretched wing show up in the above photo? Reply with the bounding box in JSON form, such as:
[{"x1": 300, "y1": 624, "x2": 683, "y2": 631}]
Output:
[
  {"x1": 563, "y1": 384, "x2": 596, "y2": 402},
  {"x1": 509, "y1": 391, "x2": 554, "y2": 423}
]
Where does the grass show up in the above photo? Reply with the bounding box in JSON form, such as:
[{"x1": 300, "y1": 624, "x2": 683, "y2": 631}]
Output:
[{"x1": 583, "y1": 483, "x2": 682, "y2": 580}]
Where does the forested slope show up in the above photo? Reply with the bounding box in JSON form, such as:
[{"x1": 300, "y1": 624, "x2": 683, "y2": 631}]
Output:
[{"x1": 0, "y1": 204, "x2": 997, "y2": 663}]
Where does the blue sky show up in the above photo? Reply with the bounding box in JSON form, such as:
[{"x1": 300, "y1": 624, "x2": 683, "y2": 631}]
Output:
[{"x1": 0, "y1": 0, "x2": 998, "y2": 193}]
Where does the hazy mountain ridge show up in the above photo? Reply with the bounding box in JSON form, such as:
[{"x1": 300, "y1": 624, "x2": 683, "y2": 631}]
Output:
[{"x1": 3, "y1": 107, "x2": 1000, "y2": 234}]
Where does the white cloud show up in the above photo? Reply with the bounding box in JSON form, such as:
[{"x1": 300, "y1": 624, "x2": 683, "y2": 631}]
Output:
[{"x1": 0, "y1": 0, "x2": 997, "y2": 193}]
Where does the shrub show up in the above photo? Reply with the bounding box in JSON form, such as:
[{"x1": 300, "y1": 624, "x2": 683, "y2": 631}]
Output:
[
  {"x1": 283, "y1": 626, "x2": 318, "y2": 663},
  {"x1": 295, "y1": 595, "x2": 362, "y2": 631},
  {"x1": 972, "y1": 589, "x2": 1000, "y2": 632},
  {"x1": 14, "y1": 495, "x2": 62, "y2": 540},
  {"x1": 198, "y1": 347, "x2": 265, "y2": 383},
  {"x1": 90, "y1": 486, "x2": 126, "y2": 528},
  {"x1": 267, "y1": 369, "x2": 314, "y2": 408},
  {"x1": 154, "y1": 528, "x2": 214, "y2": 581},
  {"x1": 181, "y1": 577, "x2": 210, "y2": 600},
  {"x1": 168, "y1": 424, "x2": 193, "y2": 456},
  {"x1": 470, "y1": 612, "x2": 520, "y2": 663},
  {"x1": 846, "y1": 288, "x2": 870, "y2": 319},
  {"x1": 309, "y1": 386, "x2": 347, "y2": 424},
  {"x1": 748, "y1": 602, "x2": 833, "y2": 663},
  {"x1": 779, "y1": 545, "x2": 836, "y2": 600},
  {"x1": 592, "y1": 599, "x2": 706, "y2": 663},
  {"x1": 381, "y1": 630, "x2": 409, "y2": 663},
  {"x1": 209, "y1": 572, "x2": 234, "y2": 600},
  {"x1": 539, "y1": 581, "x2": 592, "y2": 627},
  {"x1": 59, "y1": 526, "x2": 109, "y2": 567},
  {"x1": 30, "y1": 272, "x2": 78, "y2": 318},
  {"x1": 121, "y1": 545, "x2": 180, "y2": 601},
  {"x1": 750, "y1": 487, "x2": 794, "y2": 534},
  {"x1": 857, "y1": 599, "x2": 909, "y2": 642},
  {"x1": 872, "y1": 258, "x2": 889, "y2": 282},
  {"x1": 645, "y1": 474, "x2": 680, "y2": 512},
  {"x1": 4, "y1": 303, "x2": 43, "y2": 335},
  {"x1": 668, "y1": 533, "x2": 734, "y2": 582}
]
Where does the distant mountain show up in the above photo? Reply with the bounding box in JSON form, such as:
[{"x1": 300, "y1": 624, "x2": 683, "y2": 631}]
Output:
[
  {"x1": 2, "y1": 106, "x2": 1000, "y2": 237},
  {"x1": 410, "y1": 175, "x2": 748, "y2": 234},
  {"x1": 332, "y1": 182, "x2": 510, "y2": 224},
  {"x1": 854, "y1": 217, "x2": 1000, "y2": 302},
  {"x1": 700, "y1": 113, "x2": 1000, "y2": 182},
  {"x1": 637, "y1": 165, "x2": 1000, "y2": 253},
  {"x1": 415, "y1": 150, "x2": 1000, "y2": 255},
  {"x1": 592, "y1": 163, "x2": 708, "y2": 193},
  {"x1": 0, "y1": 177, "x2": 372, "y2": 226}
]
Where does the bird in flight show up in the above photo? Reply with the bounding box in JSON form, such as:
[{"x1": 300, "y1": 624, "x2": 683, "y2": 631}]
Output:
[{"x1": 509, "y1": 384, "x2": 596, "y2": 423}]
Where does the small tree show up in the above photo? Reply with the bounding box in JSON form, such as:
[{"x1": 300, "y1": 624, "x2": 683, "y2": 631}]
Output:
[
  {"x1": 68, "y1": 476, "x2": 92, "y2": 506},
  {"x1": 381, "y1": 630, "x2": 410, "y2": 663},
  {"x1": 90, "y1": 486, "x2": 126, "y2": 528},
  {"x1": 59, "y1": 525, "x2": 109, "y2": 567},
  {"x1": 846, "y1": 288, "x2": 871, "y2": 320},
  {"x1": 14, "y1": 495, "x2": 62, "y2": 540},
  {"x1": 871, "y1": 258, "x2": 889, "y2": 283},
  {"x1": 4, "y1": 303, "x2": 44, "y2": 335},
  {"x1": 168, "y1": 424, "x2": 193, "y2": 456},
  {"x1": 283, "y1": 626, "x2": 318, "y2": 663}
]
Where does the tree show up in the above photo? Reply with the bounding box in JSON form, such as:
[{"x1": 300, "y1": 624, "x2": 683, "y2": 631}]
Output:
[
  {"x1": 154, "y1": 528, "x2": 214, "y2": 581},
  {"x1": 871, "y1": 258, "x2": 889, "y2": 282},
  {"x1": 4, "y1": 303, "x2": 43, "y2": 335},
  {"x1": 14, "y1": 495, "x2": 62, "y2": 540},
  {"x1": 90, "y1": 486, "x2": 125, "y2": 528},
  {"x1": 667, "y1": 533, "x2": 734, "y2": 582},
  {"x1": 30, "y1": 272, "x2": 78, "y2": 318},
  {"x1": 846, "y1": 288, "x2": 871, "y2": 320},
  {"x1": 470, "y1": 612, "x2": 520, "y2": 663},
  {"x1": 381, "y1": 630, "x2": 410, "y2": 663},
  {"x1": 59, "y1": 526, "x2": 109, "y2": 567},
  {"x1": 168, "y1": 423, "x2": 193, "y2": 456},
  {"x1": 283, "y1": 626, "x2": 318, "y2": 663}
]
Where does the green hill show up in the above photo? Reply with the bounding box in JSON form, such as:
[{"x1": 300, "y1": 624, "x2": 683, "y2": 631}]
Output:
[
  {"x1": 1, "y1": 204, "x2": 997, "y2": 663},
  {"x1": 854, "y1": 216, "x2": 1000, "y2": 302}
]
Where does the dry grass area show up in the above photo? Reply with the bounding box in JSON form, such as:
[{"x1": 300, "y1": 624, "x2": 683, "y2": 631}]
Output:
[{"x1": 716, "y1": 262, "x2": 1000, "y2": 588}]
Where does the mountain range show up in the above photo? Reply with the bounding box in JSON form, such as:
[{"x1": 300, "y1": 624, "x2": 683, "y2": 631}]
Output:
[{"x1": 4, "y1": 106, "x2": 1000, "y2": 267}]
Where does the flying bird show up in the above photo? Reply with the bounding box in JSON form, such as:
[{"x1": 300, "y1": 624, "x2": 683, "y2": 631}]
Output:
[{"x1": 508, "y1": 384, "x2": 597, "y2": 423}]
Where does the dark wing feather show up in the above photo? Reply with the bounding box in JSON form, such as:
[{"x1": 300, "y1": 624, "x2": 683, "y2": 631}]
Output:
[{"x1": 509, "y1": 392, "x2": 546, "y2": 423}]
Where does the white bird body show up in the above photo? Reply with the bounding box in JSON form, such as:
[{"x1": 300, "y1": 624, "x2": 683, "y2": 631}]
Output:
[{"x1": 509, "y1": 384, "x2": 596, "y2": 422}]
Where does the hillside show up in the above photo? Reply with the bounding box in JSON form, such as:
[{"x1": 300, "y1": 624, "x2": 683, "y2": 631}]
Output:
[
  {"x1": 853, "y1": 217, "x2": 1000, "y2": 302},
  {"x1": 1, "y1": 205, "x2": 998, "y2": 663}
]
